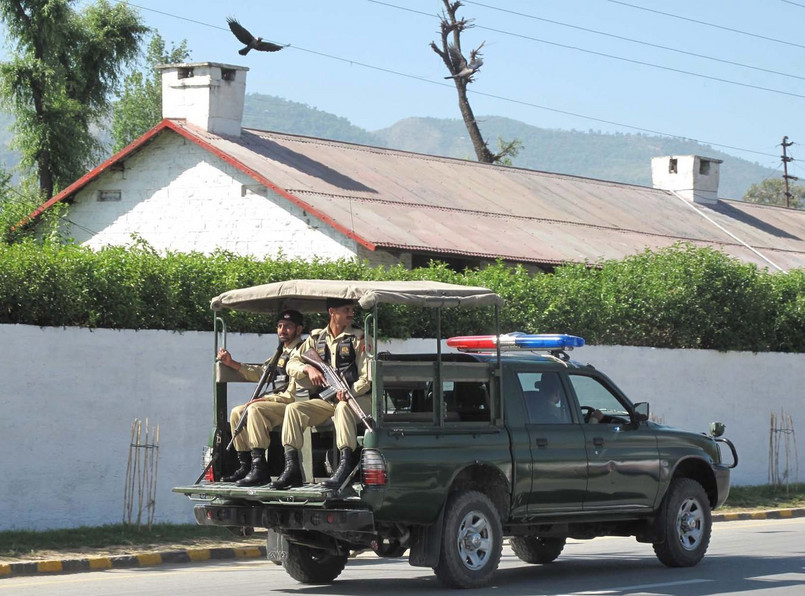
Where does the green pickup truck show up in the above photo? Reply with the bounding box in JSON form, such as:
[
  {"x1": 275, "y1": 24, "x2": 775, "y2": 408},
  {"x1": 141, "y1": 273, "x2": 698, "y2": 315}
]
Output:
[{"x1": 174, "y1": 280, "x2": 738, "y2": 589}]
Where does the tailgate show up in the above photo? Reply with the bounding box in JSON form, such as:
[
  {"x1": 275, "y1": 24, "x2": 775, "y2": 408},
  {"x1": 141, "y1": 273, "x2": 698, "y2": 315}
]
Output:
[{"x1": 173, "y1": 481, "x2": 351, "y2": 505}]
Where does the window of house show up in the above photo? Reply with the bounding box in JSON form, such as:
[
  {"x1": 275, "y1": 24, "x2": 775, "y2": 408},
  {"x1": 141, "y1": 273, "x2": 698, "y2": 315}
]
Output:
[
  {"x1": 668, "y1": 158, "x2": 678, "y2": 174},
  {"x1": 699, "y1": 160, "x2": 711, "y2": 175},
  {"x1": 97, "y1": 190, "x2": 121, "y2": 202}
]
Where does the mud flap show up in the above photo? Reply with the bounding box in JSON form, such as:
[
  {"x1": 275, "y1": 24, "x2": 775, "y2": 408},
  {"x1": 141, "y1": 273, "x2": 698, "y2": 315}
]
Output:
[
  {"x1": 266, "y1": 528, "x2": 289, "y2": 563},
  {"x1": 408, "y1": 505, "x2": 445, "y2": 568}
]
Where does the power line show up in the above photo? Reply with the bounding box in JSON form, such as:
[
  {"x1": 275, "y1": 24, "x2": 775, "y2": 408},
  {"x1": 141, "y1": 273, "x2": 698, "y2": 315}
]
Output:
[
  {"x1": 609, "y1": 0, "x2": 805, "y2": 51},
  {"x1": 371, "y1": 0, "x2": 805, "y2": 100},
  {"x1": 780, "y1": 0, "x2": 805, "y2": 8},
  {"x1": 121, "y1": 1, "x2": 778, "y2": 159},
  {"x1": 463, "y1": 0, "x2": 805, "y2": 82}
]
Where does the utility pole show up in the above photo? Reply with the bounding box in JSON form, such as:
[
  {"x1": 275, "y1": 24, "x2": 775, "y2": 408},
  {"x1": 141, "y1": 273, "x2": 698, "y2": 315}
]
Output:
[{"x1": 781, "y1": 136, "x2": 797, "y2": 209}]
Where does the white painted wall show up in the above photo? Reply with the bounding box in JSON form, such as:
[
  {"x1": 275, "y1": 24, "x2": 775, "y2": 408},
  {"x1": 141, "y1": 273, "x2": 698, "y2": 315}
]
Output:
[
  {"x1": 60, "y1": 132, "x2": 359, "y2": 262},
  {"x1": 1, "y1": 324, "x2": 801, "y2": 531}
]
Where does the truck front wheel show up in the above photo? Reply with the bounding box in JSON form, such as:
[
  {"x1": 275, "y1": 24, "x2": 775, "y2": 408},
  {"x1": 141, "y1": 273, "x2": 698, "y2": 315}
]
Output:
[
  {"x1": 283, "y1": 542, "x2": 348, "y2": 584},
  {"x1": 434, "y1": 490, "x2": 503, "y2": 589},
  {"x1": 652, "y1": 477, "x2": 712, "y2": 567},
  {"x1": 510, "y1": 536, "x2": 566, "y2": 564}
]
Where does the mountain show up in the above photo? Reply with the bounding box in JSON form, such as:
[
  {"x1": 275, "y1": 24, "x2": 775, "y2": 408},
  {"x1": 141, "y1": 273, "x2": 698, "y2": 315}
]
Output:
[
  {"x1": 0, "y1": 93, "x2": 777, "y2": 200},
  {"x1": 242, "y1": 94, "x2": 383, "y2": 147}
]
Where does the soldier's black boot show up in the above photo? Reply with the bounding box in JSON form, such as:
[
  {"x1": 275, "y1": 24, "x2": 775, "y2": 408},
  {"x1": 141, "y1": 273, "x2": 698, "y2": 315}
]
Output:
[
  {"x1": 322, "y1": 448, "x2": 356, "y2": 489},
  {"x1": 236, "y1": 448, "x2": 272, "y2": 487},
  {"x1": 269, "y1": 449, "x2": 303, "y2": 489},
  {"x1": 222, "y1": 450, "x2": 250, "y2": 483}
]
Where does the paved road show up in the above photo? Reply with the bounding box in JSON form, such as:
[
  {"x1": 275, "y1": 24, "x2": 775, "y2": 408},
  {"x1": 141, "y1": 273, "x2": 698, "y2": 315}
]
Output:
[{"x1": 2, "y1": 518, "x2": 804, "y2": 595}]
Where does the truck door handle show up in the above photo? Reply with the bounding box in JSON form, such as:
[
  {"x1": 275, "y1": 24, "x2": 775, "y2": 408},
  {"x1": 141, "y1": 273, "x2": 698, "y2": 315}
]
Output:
[
  {"x1": 593, "y1": 437, "x2": 605, "y2": 447},
  {"x1": 535, "y1": 438, "x2": 548, "y2": 448}
]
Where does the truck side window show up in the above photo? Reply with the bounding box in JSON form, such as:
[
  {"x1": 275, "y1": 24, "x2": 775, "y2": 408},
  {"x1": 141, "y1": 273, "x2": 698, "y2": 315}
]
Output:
[
  {"x1": 445, "y1": 381, "x2": 490, "y2": 422},
  {"x1": 517, "y1": 371, "x2": 572, "y2": 424},
  {"x1": 567, "y1": 375, "x2": 630, "y2": 423}
]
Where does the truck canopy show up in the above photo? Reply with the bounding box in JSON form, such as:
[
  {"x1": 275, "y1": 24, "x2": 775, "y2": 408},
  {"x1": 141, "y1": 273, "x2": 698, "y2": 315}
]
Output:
[{"x1": 210, "y1": 279, "x2": 504, "y2": 314}]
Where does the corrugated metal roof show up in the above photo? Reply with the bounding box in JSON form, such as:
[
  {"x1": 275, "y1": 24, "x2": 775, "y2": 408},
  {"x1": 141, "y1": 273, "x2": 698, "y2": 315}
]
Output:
[{"x1": 43, "y1": 120, "x2": 805, "y2": 270}]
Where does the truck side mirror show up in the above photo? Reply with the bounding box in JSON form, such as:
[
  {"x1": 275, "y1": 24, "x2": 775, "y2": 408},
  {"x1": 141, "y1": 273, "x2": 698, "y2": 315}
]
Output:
[{"x1": 633, "y1": 402, "x2": 649, "y2": 422}]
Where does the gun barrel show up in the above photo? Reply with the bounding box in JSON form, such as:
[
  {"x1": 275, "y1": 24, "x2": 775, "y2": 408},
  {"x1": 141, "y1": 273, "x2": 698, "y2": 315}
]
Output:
[{"x1": 301, "y1": 350, "x2": 374, "y2": 432}]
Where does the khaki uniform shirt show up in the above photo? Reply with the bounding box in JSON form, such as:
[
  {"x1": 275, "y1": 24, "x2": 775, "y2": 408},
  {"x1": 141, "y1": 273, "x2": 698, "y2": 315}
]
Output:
[
  {"x1": 287, "y1": 326, "x2": 371, "y2": 396},
  {"x1": 238, "y1": 336, "x2": 304, "y2": 404}
]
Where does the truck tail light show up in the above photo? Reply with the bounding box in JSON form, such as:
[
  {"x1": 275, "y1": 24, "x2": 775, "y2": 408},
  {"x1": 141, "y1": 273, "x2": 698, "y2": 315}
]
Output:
[
  {"x1": 202, "y1": 446, "x2": 215, "y2": 483},
  {"x1": 361, "y1": 449, "x2": 387, "y2": 486}
]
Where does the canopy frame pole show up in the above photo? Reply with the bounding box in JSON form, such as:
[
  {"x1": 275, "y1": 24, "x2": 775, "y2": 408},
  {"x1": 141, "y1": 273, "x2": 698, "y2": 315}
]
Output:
[{"x1": 436, "y1": 306, "x2": 443, "y2": 427}]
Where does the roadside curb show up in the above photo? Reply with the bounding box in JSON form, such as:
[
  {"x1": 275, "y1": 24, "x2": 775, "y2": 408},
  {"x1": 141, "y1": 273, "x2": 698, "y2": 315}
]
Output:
[
  {"x1": 713, "y1": 507, "x2": 805, "y2": 522},
  {"x1": 3, "y1": 509, "x2": 804, "y2": 579},
  {"x1": 0, "y1": 545, "x2": 266, "y2": 579}
]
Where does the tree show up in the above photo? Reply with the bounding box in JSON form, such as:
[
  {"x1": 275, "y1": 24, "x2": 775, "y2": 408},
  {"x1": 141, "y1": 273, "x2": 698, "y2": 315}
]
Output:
[
  {"x1": 743, "y1": 178, "x2": 805, "y2": 210},
  {"x1": 430, "y1": 0, "x2": 520, "y2": 164},
  {"x1": 0, "y1": 169, "x2": 66, "y2": 243},
  {"x1": 111, "y1": 33, "x2": 190, "y2": 152},
  {"x1": 0, "y1": 0, "x2": 147, "y2": 198}
]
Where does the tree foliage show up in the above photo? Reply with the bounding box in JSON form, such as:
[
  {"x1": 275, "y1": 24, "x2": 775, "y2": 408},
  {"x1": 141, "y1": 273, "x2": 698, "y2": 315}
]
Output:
[
  {"x1": 111, "y1": 33, "x2": 190, "y2": 152},
  {"x1": 0, "y1": 0, "x2": 147, "y2": 198},
  {"x1": 0, "y1": 171, "x2": 65, "y2": 243},
  {"x1": 743, "y1": 177, "x2": 805, "y2": 209},
  {"x1": 430, "y1": 0, "x2": 520, "y2": 165}
]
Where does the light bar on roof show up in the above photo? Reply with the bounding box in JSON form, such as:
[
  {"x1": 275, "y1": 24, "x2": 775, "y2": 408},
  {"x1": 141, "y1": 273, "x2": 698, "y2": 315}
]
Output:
[{"x1": 446, "y1": 332, "x2": 585, "y2": 351}]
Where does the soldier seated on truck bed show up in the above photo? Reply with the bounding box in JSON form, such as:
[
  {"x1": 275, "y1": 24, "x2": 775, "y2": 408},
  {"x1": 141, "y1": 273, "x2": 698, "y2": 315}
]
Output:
[
  {"x1": 218, "y1": 309, "x2": 305, "y2": 487},
  {"x1": 270, "y1": 298, "x2": 371, "y2": 490}
]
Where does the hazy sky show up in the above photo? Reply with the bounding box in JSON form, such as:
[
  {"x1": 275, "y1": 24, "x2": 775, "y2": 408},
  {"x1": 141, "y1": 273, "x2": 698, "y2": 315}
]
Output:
[{"x1": 3, "y1": 1, "x2": 805, "y2": 176}]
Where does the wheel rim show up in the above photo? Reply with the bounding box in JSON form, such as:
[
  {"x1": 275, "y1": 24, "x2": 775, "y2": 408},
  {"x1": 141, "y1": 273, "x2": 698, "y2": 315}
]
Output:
[
  {"x1": 675, "y1": 496, "x2": 704, "y2": 551},
  {"x1": 456, "y1": 509, "x2": 493, "y2": 570}
]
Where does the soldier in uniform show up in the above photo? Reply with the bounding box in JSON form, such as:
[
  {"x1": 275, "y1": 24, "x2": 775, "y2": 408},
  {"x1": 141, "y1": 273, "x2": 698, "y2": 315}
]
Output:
[
  {"x1": 218, "y1": 310, "x2": 305, "y2": 487},
  {"x1": 271, "y1": 298, "x2": 371, "y2": 490}
]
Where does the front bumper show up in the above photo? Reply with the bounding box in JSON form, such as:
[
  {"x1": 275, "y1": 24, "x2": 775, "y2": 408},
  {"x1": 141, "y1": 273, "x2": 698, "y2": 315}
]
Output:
[{"x1": 714, "y1": 437, "x2": 739, "y2": 509}]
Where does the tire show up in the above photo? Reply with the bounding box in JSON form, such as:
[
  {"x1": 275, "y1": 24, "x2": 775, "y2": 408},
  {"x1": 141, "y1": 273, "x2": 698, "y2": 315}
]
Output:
[
  {"x1": 510, "y1": 536, "x2": 566, "y2": 564},
  {"x1": 434, "y1": 490, "x2": 503, "y2": 589},
  {"x1": 283, "y1": 542, "x2": 348, "y2": 584},
  {"x1": 652, "y1": 477, "x2": 712, "y2": 568}
]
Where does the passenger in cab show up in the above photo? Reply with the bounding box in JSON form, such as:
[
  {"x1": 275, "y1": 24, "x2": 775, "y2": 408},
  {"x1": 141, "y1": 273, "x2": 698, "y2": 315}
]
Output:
[
  {"x1": 271, "y1": 298, "x2": 371, "y2": 490},
  {"x1": 217, "y1": 310, "x2": 305, "y2": 486}
]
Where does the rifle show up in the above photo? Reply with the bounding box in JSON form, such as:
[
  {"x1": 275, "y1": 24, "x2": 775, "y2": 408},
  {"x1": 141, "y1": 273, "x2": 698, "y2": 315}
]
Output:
[
  {"x1": 195, "y1": 343, "x2": 284, "y2": 484},
  {"x1": 225, "y1": 343, "x2": 285, "y2": 452},
  {"x1": 300, "y1": 348, "x2": 375, "y2": 432}
]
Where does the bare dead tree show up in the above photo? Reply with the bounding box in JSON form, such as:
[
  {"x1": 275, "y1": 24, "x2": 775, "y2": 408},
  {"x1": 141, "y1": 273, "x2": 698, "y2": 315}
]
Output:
[{"x1": 430, "y1": 0, "x2": 521, "y2": 164}]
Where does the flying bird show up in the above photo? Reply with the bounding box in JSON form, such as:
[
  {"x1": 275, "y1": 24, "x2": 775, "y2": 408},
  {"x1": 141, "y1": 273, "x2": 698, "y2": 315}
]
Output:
[
  {"x1": 444, "y1": 42, "x2": 484, "y2": 80},
  {"x1": 226, "y1": 17, "x2": 287, "y2": 55}
]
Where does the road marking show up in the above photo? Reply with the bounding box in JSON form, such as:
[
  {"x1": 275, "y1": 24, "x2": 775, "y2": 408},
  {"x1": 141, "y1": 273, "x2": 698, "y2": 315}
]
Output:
[
  {"x1": 745, "y1": 572, "x2": 805, "y2": 582},
  {"x1": 571, "y1": 578, "x2": 713, "y2": 594}
]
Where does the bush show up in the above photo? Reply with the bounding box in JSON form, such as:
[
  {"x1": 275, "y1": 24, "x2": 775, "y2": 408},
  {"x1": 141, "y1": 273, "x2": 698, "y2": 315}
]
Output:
[{"x1": 1, "y1": 241, "x2": 803, "y2": 351}]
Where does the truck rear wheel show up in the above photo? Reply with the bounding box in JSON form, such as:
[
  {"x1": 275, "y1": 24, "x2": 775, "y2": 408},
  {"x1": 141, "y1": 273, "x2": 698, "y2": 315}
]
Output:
[
  {"x1": 283, "y1": 542, "x2": 348, "y2": 584},
  {"x1": 510, "y1": 536, "x2": 566, "y2": 564},
  {"x1": 652, "y1": 477, "x2": 712, "y2": 567},
  {"x1": 434, "y1": 490, "x2": 502, "y2": 589}
]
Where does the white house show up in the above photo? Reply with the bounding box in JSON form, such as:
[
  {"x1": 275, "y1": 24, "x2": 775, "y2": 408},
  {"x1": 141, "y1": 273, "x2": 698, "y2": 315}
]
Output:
[{"x1": 28, "y1": 61, "x2": 805, "y2": 271}]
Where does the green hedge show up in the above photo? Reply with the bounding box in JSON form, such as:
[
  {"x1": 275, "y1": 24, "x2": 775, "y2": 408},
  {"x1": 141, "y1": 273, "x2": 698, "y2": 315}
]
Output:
[{"x1": 1, "y1": 241, "x2": 804, "y2": 351}]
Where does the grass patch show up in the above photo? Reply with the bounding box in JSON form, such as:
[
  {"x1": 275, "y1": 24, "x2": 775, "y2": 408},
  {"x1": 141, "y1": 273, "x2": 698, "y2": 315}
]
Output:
[
  {"x1": 0, "y1": 523, "x2": 256, "y2": 559},
  {"x1": 722, "y1": 483, "x2": 805, "y2": 511}
]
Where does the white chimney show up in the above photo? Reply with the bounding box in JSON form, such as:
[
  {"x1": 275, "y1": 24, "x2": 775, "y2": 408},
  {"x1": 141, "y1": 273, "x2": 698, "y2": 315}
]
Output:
[
  {"x1": 651, "y1": 155, "x2": 722, "y2": 205},
  {"x1": 157, "y1": 62, "x2": 249, "y2": 137}
]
